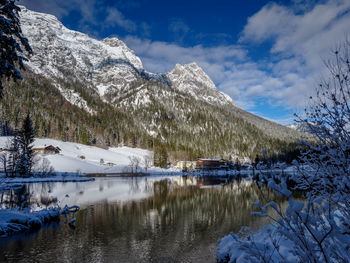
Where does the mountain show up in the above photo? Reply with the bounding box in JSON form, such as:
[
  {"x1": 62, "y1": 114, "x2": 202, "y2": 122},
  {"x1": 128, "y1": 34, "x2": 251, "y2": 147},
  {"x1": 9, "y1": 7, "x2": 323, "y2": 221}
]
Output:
[
  {"x1": 19, "y1": 7, "x2": 230, "y2": 109},
  {"x1": 288, "y1": 122, "x2": 316, "y2": 135},
  {"x1": 0, "y1": 6, "x2": 302, "y2": 162},
  {"x1": 167, "y1": 63, "x2": 233, "y2": 106}
]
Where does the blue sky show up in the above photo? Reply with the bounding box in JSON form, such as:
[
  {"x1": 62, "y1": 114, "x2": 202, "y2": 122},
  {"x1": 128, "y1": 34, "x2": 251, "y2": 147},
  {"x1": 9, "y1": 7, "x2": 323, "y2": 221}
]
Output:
[{"x1": 18, "y1": 0, "x2": 350, "y2": 124}]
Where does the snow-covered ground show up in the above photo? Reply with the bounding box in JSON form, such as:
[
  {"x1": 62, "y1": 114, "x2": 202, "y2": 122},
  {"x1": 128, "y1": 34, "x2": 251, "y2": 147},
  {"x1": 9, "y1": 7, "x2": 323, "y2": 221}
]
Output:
[
  {"x1": 0, "y1": 175, "x2": 93, "y2": 184},
  {"x1": 0, "y1": 205, "x2": 80, "y2": 237},
  {"x1": 0, "y1": 137, "x2": 299, "y2": 176},
  {"x1": 0, "y1": 207, "x2": 61, "y2": 236},
  {"x1": 0, "y1": 137, "x2": 177, "y2": 174},
  {"x1": 217, "y1": 225, "x2": 298, "y2": 262}
]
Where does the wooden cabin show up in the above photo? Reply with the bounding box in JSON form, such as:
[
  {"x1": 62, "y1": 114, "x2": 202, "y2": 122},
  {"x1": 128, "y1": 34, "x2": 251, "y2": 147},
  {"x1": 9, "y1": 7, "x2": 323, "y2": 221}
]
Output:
[
  {"x1": 33, "y1": 145, "x2": 61, "y2": 155},
  {"x1": 44, "y1": 145, "x2": 61, "y2": 154},
  {"x1": 196, "y1": 158, "x2": 229, "y2": 170}
]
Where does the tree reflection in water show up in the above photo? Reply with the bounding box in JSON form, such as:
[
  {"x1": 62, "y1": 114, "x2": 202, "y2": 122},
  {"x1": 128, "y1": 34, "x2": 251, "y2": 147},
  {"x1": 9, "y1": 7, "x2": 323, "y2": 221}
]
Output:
[
  {"x1": 0, "y1": 185, "x2": 31, "y2": 209},
  {"x1": 0, "y1": 176, "x2": 286, "y2": 263}
]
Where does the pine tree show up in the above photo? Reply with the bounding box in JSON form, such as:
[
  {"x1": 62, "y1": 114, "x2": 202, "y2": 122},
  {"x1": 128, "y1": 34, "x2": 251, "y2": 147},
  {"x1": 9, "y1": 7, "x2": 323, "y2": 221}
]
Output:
[
  {"x1": 16, "y1": 113, "x2": 35, "y2": 177},
  {"x1": 153, "y1": 145, "x2": 161, "y2": 167},
  {"x1": 235, "y1": 158, "x2": 241, "y2": 171},
  {"x1": 0, "y1": 0, "x2": 32, "y2": 97},
  {"x1": 8, "y1": 129, "x2": 19, "y2": 177},
  {"x1": 159, "y1": 145, "x2": 168, "y2": 168},
  {"x1": 153, "y1": 144, "x2": 168, "y2": 168}
]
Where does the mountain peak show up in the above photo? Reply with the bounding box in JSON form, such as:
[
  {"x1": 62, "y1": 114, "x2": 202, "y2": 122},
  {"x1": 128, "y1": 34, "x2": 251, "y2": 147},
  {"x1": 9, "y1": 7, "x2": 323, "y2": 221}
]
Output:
[
  {"x1": 102, "y1": 37, "x2": 122, "y2": 46},
  {"x1": 184, "y1": 62, "x2": 200, "y2": 69},
  {"x1": 19, "y1": 6, "x2": 233, "y2": 108},
  {"x1": 19, "y1": 7, "x2": 144, "y2": 96},
  {"x1": 170, "y1": 62, "x2": 216, "y2": 90},
  {"x1": 102, "y1": 37, "x2": 128, "y2": 49},
  {"x1": 167, "y1": 62, "x2": 234, "y2": 106},
  {"x1": 174, "y1": 62, "x2": 201, "y2": 71}
]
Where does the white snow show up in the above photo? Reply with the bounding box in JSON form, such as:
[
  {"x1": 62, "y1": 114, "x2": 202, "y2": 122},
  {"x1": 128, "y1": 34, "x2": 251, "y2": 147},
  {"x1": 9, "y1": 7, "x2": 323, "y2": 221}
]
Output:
[
  {"x1": 18, "y1": 6, "x2": 143, "y2": 109},
  {"x1": 0, "y1": 176, "x2": 93, "y2": 184},
  {"x1": 0, "y1": 137, "x2": 162, "y2": 174},
  {"x1": 19, "y1": 6, "x2": 236, "y2": 113},
  {"x1": 217, "y1": 225, "x2": 299, "y2": 262},
  {"x1": 55, "y1": 84, "x2": 96, "y2": 114},
  {"x1": 0, "y1": 208, "x2": 60, "y2": 236},
  {"x1": 166, "y1": 62, "x2": 235, "y2": 106}
]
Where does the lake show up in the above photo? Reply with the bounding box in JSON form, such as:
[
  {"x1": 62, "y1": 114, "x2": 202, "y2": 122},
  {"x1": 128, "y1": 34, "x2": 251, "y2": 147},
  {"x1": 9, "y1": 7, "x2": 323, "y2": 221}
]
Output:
[{"x1": 0, "y1": 175, "x2": 284, "y2": 262}]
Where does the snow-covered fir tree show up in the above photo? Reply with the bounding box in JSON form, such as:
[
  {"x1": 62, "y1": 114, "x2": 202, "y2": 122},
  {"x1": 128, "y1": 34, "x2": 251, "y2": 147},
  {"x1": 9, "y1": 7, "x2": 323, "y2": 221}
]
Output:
[
  {"x1": 7, "y1": 113, "x2": 35, "y2": 177},
  {"x1": 7, "y1": 129, "x2": 20, "y2": 177},
  {"x1": 16, "y1": 113, "x2": 35, "y2": 177},
  {"x1": 0, "y1": 0, "x2": 32, "y2": 97}
]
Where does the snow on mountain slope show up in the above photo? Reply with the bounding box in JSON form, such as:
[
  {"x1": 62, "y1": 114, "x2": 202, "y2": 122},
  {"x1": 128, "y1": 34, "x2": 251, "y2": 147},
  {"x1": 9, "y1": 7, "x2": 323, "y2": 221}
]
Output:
[
  {"x1": 55, "y1": 83, "x2": 96, "y2": 114},
  {"x1": 287, "y1": 122, "x2": 311, "y2": 132},
  {"x1": 0, "y1": 137, "x2": 158, "y2": 174},
  {"x1": 167, "y1": 63, "x2": 234, "y2": 106},
  {"x1": 19, "y1": 6, "x2": 143, "y2": 97},
  {"x1": 19, "y1": 6, "x2": 235, "y2": 109}
]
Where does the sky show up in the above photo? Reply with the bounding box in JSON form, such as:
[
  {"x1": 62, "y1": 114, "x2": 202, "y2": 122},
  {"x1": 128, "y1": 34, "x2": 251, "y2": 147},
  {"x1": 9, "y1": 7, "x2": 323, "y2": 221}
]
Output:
[{"x1": 18, "y1": 0, "x2": 350, "y2": 124}]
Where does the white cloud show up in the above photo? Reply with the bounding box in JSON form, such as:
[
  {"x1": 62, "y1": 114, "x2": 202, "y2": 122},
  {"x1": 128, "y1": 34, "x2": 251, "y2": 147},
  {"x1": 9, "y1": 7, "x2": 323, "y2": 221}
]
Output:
[
  {"x1": 238, "y1": 0, "x2": 350, "y2": 108},
  {"x1": 105, "y1": 7, "x2": 136, "y2": 32},
  {"x1": 121, "y1": 2, "x2": 350, "y2": 114},
  {"x1": 168, "y1": 19, "x2": 190, "y2": 42},
  {"x1": 19, "y1": 0, "x2": 350, "y2": 121},
  {"x1": 124, "y1": 34, "x2": 315, "y2": 110},
  {"x1": 124, "y1": 36, "x2": 273, "y2": 109},
  {"x1": 18, "y1": 0, "x2": 70, "y2": 18},
  {"x1": 19, "y1": 0, "x2": 139, "y2": 33}
]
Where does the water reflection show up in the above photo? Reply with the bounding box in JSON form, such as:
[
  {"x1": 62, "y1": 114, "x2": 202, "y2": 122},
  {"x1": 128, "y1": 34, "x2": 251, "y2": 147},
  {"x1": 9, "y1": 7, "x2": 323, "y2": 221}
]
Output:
[
  {"x1": 0, "y1": 185, "x2": 32, "y2": 210},
  {"x1": 0, "y1": 176, "x2": 285, "y2": 262}
]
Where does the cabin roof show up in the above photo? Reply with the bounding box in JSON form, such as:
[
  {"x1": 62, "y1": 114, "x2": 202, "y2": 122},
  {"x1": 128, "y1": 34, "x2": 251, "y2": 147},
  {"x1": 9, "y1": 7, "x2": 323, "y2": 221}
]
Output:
[
  {"x1": 33, "y1": 145, "x2": 61, "y2": 152},
  {"x1": 197, "y1": 158, "x2": 222, "y2": 161}
]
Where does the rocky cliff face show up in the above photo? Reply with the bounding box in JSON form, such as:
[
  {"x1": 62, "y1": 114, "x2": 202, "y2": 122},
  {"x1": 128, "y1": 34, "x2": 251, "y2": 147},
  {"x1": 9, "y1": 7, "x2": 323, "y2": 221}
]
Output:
[
  {"x1": 167, "y1": 63, "x2": 233, "y2": 106},
  {"x1": 19, "y1": 6, "x2": 233, "y2": 108},
  {"x1": 20, "y1": 7, "x2": 142, "y2": 98}
]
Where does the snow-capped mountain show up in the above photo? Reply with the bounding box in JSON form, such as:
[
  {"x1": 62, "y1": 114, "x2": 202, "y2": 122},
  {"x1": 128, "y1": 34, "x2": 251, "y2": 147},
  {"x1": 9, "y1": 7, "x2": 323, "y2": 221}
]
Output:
[
  {"x1": 287, "y1": 122, "x2": 314, "y2": 133},
  {"x1": 19, "y1": 6, "x2": 233, "y2": 108},
  {"x1": 0, "y1": 6, "x2": 303, "y2": 159},
  {"x1": 167, "y1": 63, "x2": 233, "y2": 106},
  {"x1": 20, "y1": 7, "x2": 142, "y2": 98}
]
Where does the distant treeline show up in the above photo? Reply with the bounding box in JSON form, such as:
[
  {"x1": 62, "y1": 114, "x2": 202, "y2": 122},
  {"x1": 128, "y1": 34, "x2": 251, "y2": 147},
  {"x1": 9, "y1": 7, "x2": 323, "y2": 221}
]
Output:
[{"x1": 0, "y1": 71, "x2": 301, "y2": 166}]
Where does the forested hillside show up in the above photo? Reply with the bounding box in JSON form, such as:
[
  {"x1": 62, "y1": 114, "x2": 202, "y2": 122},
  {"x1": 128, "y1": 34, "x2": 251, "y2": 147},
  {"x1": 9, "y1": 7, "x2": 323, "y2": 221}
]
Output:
[
  {"x1": 0, "y1": 71, "x2": 300, "y2": 162},
  {"x1": 0, "y1": 6, "x2": 304, "y2": 164}
]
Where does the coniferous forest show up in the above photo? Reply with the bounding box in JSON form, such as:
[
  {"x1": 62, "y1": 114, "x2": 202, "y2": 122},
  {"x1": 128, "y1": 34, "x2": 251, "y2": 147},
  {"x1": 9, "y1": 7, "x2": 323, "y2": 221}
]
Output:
[{"x1": 0, "y1": 70, "x2": 301, "y2": 163}]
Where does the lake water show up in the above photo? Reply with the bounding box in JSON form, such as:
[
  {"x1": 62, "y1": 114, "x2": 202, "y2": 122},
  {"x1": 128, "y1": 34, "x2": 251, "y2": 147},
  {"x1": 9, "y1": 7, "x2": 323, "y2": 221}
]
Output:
[{"x1": 0, "y1": 175, "x2": 284, "y2": 262}]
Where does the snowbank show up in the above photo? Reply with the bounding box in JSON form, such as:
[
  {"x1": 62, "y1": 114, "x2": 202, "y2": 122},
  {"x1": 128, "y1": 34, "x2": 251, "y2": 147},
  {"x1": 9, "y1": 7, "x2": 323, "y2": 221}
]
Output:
[
  {"x1": 0, "y1": 137, "x2": 298, "y2": 176},
  {"x1": 0, "y1": 208, "x2": 60, "y2": 237},
  {"x1": 217, "y1": 226, "x2": 298, "y2": 262},
  {"x1": 0, "y1": 175, "x2": 93, "y2": 183},
  {"x1": 0, "y1": 137, "x2": 164, "y2": 174},
  {"x1": 0, "y1": 174, "x2": 94, "y2": 192},
  {"x1": 0, "y1": 204, "x2": 81, "y2": 237}
]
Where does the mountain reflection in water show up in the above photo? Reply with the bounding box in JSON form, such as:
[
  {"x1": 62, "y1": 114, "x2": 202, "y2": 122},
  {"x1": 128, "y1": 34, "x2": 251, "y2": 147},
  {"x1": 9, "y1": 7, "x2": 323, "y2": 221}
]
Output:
[{"x1": 0, "y1": 175, "x2": 285, "y2": 263}]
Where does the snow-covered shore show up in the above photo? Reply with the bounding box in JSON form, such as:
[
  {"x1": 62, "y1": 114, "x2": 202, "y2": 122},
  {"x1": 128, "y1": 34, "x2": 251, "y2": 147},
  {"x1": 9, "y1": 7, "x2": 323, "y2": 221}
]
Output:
[
  {"x1": 0, "y1": 173, "x2": 95, "y2": 192},
  {"x1": 0, "y1": 137, "x2": 178, "y2": 174},
  {"x1": 0, "y1": 208, "x2": 61, "y2": 237},
  {"x1": 217, "y1": 225, "x2": 298, "y2": 262},
  {"x1": 0, "y1": 174, "x2": 93, "y2": 183},
  {"x1": 0, "y1": 136, "x2": 298, "y2": 177}
]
